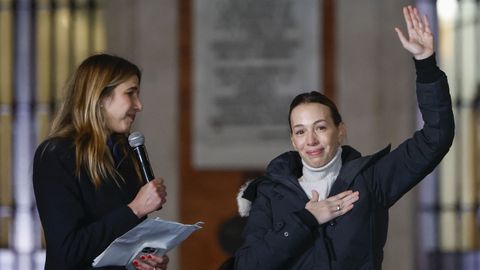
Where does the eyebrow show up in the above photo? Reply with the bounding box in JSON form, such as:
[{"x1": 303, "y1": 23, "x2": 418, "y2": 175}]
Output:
[{"x1": 292, "y1": 120, "x2": 327, "y2": 129}]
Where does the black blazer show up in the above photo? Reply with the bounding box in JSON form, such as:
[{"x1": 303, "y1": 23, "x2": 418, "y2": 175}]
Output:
[{"x1": 33, "y1": 137, "x2": 144, "y2": 269}]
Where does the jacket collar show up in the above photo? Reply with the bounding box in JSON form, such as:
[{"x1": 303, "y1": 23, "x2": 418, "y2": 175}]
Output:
[
  {"x1": 238, "y1": 145, "x2": 391, "y2": 217},
  {"x1": 242, "y1": 145, "x2": 391, "y2": 202},
  {"x1": 265, "y1": 145, "x2": 367, "y2": 183},
  {"x1": 329, "y1": 145, "x2": 391, "y2": 196}
]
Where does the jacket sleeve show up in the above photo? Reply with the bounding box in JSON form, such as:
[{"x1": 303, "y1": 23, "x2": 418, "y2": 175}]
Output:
[
  {"x1": 234, "y1": 183, "x2": 318, "y2": 270},
  {"x1": 32, "y1": 141, "x2": 141, "y2": 268},
  {"x1": 369, "y1": 57, "x2": 455, "y2": 206}
]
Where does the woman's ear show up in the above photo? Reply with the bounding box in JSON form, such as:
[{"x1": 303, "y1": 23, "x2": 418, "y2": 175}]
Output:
[
  {"x1": 99, "y1": 97, "x2": 105, "y2": 109},
  {"x1": 338, "y1": 122, "x2": 347, "y2": 144},
  {"x1": 290, "y1": 134, "x2": 298, "y2": 150}
]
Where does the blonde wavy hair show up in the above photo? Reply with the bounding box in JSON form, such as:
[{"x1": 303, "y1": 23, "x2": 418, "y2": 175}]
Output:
[{"x1": 49, "y1": 54, "x2": 142, "y2": 188}]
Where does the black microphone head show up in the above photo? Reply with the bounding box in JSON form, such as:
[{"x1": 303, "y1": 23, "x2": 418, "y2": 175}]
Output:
[{"x1": 128, "y1": 131, "x2": 145, "y2": 148}]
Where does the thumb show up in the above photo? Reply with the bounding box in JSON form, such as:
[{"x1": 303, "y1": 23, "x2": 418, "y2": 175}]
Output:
[
  {"x1": 394, "y1": 27, "x2": 408, "y2": 47},
  {"x1": 310, "y1": 190, "x2": 319, "y2": 202}
]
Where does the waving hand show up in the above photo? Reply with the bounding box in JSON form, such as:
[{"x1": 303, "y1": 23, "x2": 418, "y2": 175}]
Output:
[{"x1": 395, "y1": 6, "x2": 434, "y2": 60}]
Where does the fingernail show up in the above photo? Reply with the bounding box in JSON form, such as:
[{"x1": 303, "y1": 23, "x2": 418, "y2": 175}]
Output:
[
  {"x1": 147, "y1": 255, "x2": 153, "y2": 259},
  {"x1": 140, "y1": 255, "x2": 146, "y2": 260},
  {"x1": 133, "y1": 260, "x2": 139, "y2": 266}
]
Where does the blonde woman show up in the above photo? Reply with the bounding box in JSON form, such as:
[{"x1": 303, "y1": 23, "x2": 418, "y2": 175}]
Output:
[{"x1": 33, "y1": 54, "x2": 168, "y2": 270}]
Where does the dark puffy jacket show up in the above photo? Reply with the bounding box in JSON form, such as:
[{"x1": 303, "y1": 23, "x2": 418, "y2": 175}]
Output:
[{"x1": 234, "y1": 68, "x2": 454, "y2": 270}]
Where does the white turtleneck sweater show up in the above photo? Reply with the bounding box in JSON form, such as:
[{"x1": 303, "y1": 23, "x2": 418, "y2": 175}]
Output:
[{"x1": 298, "y1": 147, "x2": 342, "y2": 200}]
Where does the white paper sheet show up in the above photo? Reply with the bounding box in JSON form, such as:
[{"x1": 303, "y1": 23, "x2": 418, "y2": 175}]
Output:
[{"x1": 92, "y1": 218, "x2": 203, "y2": 267}]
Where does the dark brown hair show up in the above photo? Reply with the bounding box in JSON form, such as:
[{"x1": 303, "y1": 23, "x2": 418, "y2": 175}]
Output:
[{"x1": 288, "y1": 91, "x2": 342, "y2": 133}]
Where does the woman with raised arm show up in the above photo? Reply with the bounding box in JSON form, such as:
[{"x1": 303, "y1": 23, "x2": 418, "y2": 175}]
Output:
[{"x1": 234, "y1": 6, "x2": 454, "y2": 270}]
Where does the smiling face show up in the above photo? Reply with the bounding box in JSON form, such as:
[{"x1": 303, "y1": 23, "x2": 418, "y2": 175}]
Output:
[
  {"x1": 290, "y1": 103, "x2": 345, "y2": 168},
  {"x1": 101, "y1": 75, "x2": 142, "y2": 134}
]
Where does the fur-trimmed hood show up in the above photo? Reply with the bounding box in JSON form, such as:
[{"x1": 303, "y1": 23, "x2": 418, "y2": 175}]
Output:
[
  {"x1": 235, "y1": 151, "x2": 304, "y2": 217},
  {"x1": 236, "y1": 180, "x2": 253, "y2": 217},
  {"x1": 236, "y1": 176, "x2": 272, "y2": 217}
]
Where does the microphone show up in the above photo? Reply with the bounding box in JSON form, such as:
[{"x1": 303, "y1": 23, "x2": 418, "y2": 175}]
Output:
[{"x1": 128, "y1": 131, "x2": 155, "y2": 182}]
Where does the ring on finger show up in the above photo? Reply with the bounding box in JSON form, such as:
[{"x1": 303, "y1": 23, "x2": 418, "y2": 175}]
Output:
[{"x1": 336, "y1": 204, "x2": 341, "y2": 211}]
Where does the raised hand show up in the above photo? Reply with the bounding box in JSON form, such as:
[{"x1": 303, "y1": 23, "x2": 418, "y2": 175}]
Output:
[
  {"x1": 128, "y1": 178, "x2": 167, "y2": 218},
  {"x1": 305, "y1": 190, "x2": 359, "y2": 224},
  {"x1": 395, "y1": 5, "x2": 434, "y2": 60}
]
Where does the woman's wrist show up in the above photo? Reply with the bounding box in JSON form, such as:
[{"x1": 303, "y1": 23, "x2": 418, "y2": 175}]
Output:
[
  {"x1": 128, "y1": 202, "x2": 144, "y2": 218},
  {"x1": 413, "y1": 50, "x2": 434, "y2": 60}
]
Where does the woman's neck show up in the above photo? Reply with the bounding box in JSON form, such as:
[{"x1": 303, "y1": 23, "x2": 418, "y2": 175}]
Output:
[{"x1": 299, "y1": 147, "x2": 342, "y2": 200}]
